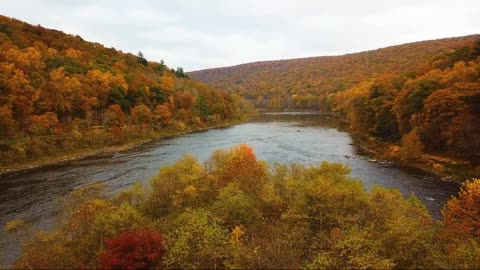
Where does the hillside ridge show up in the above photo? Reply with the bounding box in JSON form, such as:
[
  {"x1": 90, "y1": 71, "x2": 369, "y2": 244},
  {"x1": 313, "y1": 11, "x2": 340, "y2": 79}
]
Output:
[{"x1": 190, "y1": 34, "x2": 480, "y2": 73}]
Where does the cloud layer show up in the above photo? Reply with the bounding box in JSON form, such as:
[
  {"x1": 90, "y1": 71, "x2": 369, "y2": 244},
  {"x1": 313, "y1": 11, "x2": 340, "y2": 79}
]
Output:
[{"x1": 2, "y1": 0, "x2": 479, "y2": 70}]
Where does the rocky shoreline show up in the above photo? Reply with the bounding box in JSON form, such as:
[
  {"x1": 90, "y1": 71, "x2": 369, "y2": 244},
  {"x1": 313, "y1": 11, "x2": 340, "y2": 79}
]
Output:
[{"x1": 352, "y1": 136, "x2": 476, "y2": 184}]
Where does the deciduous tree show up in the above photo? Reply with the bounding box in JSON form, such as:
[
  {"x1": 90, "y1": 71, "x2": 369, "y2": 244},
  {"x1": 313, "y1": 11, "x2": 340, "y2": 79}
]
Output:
[
  {"x1": 100, "y1": 230, "x2": 165, "y2": 270},
  {"x1": 443, "y1": 179, "x2": 480, "y2": 241}
]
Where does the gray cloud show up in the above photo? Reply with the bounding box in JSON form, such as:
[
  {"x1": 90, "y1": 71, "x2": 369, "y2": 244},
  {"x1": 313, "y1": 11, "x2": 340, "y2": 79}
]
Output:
[{"x1": 1, "y1": 0, "x2": 479, "y2": 70}]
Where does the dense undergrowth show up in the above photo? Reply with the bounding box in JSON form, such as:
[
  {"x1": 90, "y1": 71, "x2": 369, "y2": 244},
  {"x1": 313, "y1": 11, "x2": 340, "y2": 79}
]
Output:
[{"x1": 4, "y1": 145, "x2": 480, "y2": 269}]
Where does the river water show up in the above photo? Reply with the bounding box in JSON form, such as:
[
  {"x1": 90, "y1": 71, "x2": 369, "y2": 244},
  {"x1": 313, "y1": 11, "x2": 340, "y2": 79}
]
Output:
[{"x1": 0, "y1": 112, "x2": 459, "y2": 265}]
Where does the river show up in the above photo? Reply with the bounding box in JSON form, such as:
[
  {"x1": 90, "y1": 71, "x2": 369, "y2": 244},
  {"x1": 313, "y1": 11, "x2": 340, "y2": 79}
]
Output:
[{"x1": 0, "y1": 112, "x2": 459, "y2": 265}]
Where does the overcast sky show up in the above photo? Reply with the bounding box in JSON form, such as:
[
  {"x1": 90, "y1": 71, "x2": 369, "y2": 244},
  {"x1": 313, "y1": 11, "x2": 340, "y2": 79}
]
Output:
[{"x1": 2, "y1": 0, "x2": 479, "y2": 71}]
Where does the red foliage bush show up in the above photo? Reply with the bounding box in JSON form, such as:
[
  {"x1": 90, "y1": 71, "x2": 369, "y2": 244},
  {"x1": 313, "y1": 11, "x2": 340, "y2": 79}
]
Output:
[{"x1": 99, "y1": 230, "x2": 165, "y2": 270}]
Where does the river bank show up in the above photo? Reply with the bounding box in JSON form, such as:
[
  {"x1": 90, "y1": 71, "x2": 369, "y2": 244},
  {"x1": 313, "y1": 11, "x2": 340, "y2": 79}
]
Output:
[
  {"x1": 351, "y1": 133, "x2": 478, "y2": 184},
  {"x1": 328, "y1": 110, "x2": 479, "y2": 184},
  {"x1": 256, "y1": 110, "x2": 469, "y2": 182},
  {"x1": 0, "y1": 117, "x2": 252, "y2": 177}
]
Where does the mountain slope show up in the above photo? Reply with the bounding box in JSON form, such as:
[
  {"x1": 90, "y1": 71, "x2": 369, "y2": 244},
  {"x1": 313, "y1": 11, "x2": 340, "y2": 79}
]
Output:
[
  {"x1": 189, "y1": 35, "x2": 479, "y2": 110},
  {"x1": 0, "y1": 15, "x2": 254, "y2": 170}
]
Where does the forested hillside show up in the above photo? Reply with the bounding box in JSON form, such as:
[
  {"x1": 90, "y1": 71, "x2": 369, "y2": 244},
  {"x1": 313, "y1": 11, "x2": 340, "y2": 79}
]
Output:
[
  {"x1": 189, "y1": 35, "x2": 479, "y2": 110},
  {"x1": 190, "y1": 36, "x2": 480, "y2": 177},
  {"x1": 329, "y1": 43, "x2": 480, "y2": 169},
  {"x1": 0, "y1": 15, "x2": 254, "y2": 170}
]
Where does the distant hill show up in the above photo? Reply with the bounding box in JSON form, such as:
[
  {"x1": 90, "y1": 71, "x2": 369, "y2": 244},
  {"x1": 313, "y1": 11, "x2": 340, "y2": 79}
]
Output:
[
  {"x1": 189, "y1": 35, "x2": 479, "y2": 110},
  {"x1": 190, "y1": 35, "x2": 480, "y2": 167}
]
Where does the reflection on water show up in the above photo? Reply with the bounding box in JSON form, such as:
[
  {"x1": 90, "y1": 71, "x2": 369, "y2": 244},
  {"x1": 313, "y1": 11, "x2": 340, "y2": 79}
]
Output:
[{"x1": 0, "y1": 112, "x2": 458, "y2": 265}]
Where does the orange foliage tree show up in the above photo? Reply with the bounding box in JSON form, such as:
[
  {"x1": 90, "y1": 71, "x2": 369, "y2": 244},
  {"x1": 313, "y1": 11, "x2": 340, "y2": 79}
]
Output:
[
  {"x1": 443, "y1": 179, "x2": 480, "y2": 241},
  {"x1": 104, "y1": 104, "x2": 125, "y2": 128},
  {"x1": 153, "y1": 103, "x2": 172, "y2": 127},
  {"x1": 130, "y1": 104, "x2": 152, "y2": 127},
  {"x1": 28, "y1": 112, "x2": 59, "y2": 136},
  {"x1": 220, "y1": 144, "x2": 267, "y2": 194},
  {"x1": 0, "y1": 105, "x2": 19, "y2": 139}
]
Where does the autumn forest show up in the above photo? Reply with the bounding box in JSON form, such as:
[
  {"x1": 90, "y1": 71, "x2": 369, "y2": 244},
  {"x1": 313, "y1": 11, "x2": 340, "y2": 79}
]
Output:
[
  {"x1": 1, "y1": 12, "x2": 480, "y2": 270},
  {"x1": 0, "y1": 15, "x2": 254, "y2": 171},
  {"x1": 191, "y1": 35, "x2": 480, "y2": 179}
]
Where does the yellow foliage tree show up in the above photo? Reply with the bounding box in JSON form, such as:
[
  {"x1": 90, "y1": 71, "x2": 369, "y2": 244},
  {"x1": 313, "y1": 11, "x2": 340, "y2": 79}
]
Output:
[{"x1": 399, "y1": 129, "x2": 424, "y2": 161}]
